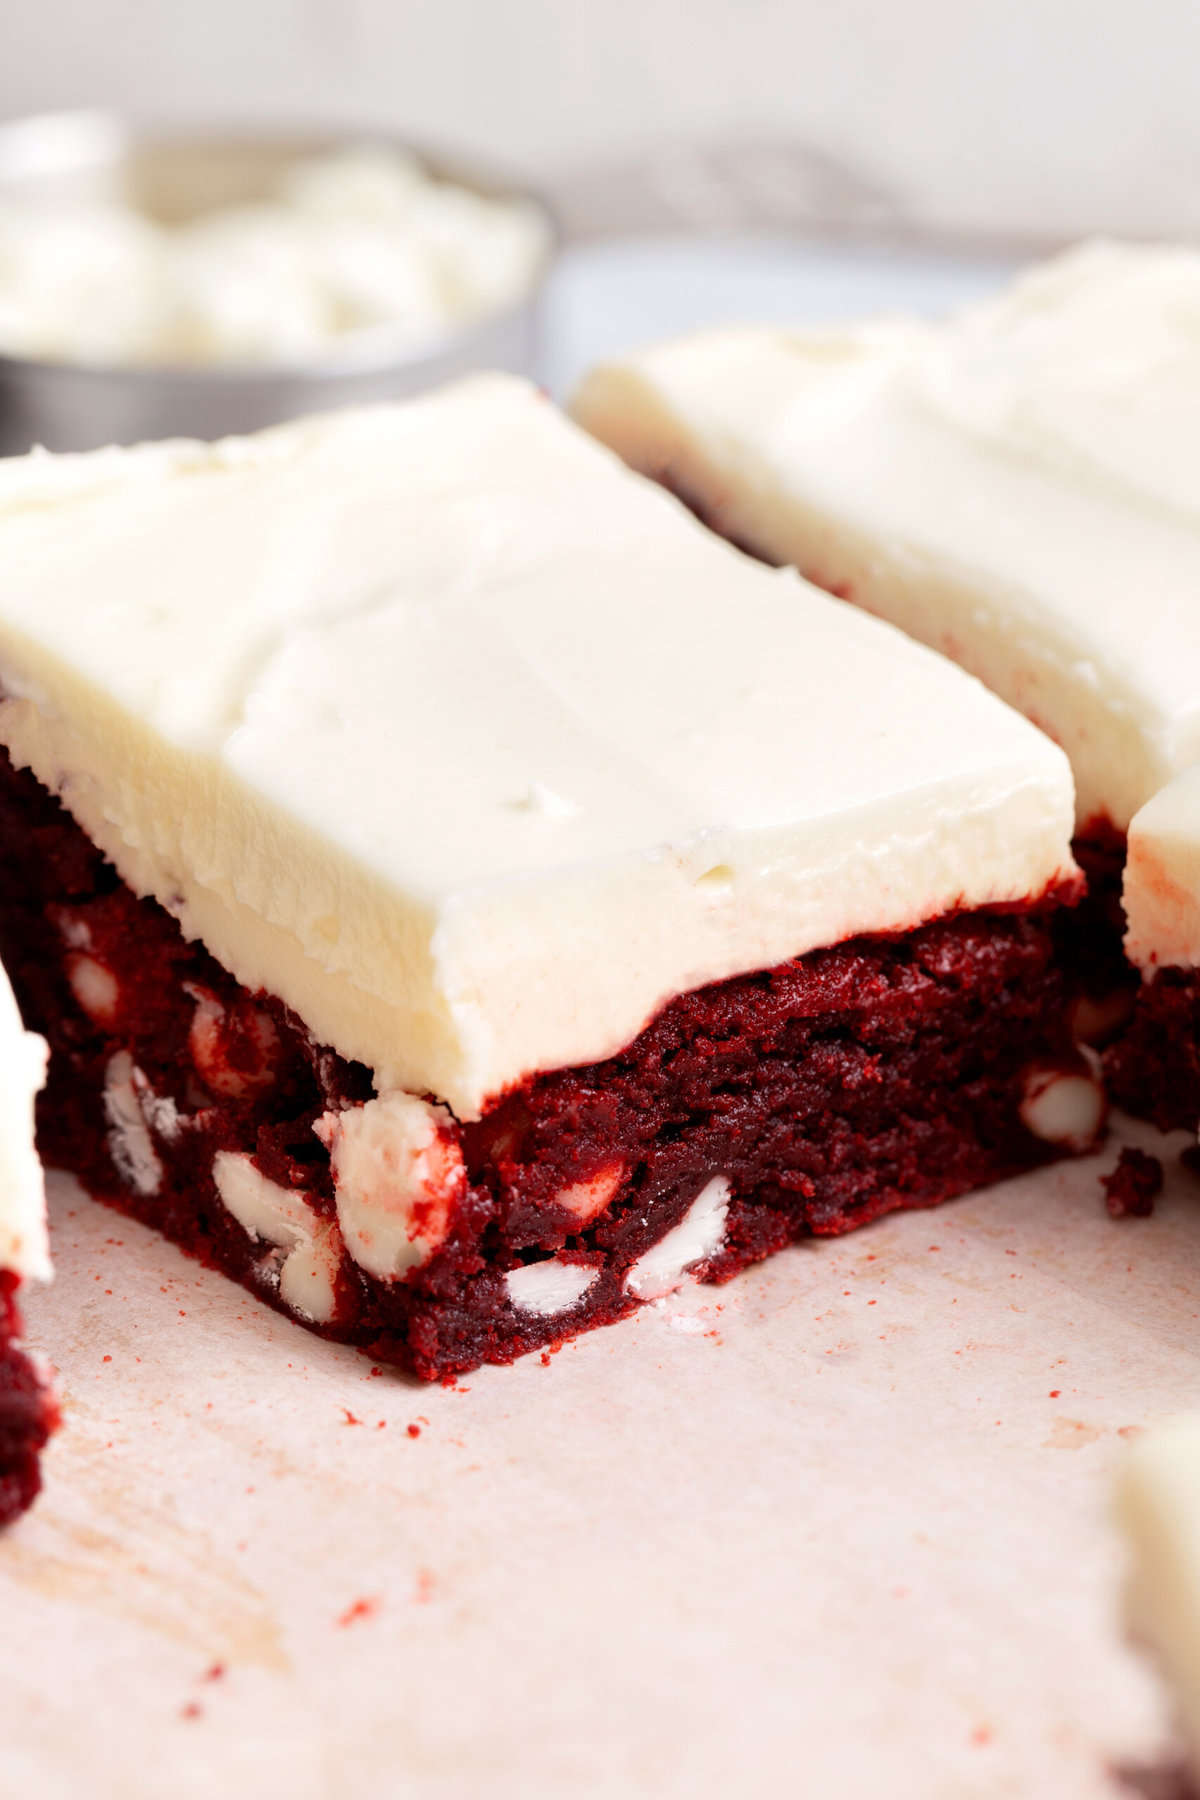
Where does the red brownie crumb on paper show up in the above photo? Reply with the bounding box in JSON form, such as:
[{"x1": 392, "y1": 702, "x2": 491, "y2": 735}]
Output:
[{"x1": 1102, "y1": 1147, "x2": 1164, "y2": 1220}]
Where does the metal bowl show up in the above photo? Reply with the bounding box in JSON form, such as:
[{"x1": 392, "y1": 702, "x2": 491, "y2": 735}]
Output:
[{"x1": 0, "y1": 112, "x2": 556, "y2": 456}]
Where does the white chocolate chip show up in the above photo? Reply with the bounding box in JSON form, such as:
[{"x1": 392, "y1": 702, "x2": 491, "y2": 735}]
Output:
[
  {"x1": 212, "y1": 1150, "x2": 342, "y2": 1325},
  {"x1": 504, "y1": 1260, "x2": 599, "y2": 1317},
  {"x1": 67, "y1": 952, "x2": 120, "y2": 1025},
  {"x1": 139, "y1": 1086, "x2": 183, "y2": 1142},
  {"x1": 314, "y1": 1090, "x2": 466, "y2": 1281},
  {"x1": 1019, "y1": 1066, "x2": 1106, "y2": 1152},
  {"x1": 53, "y1": 910, "x2": 92, "y2": 950},
  {"x1": 625, "y1": 1176, "x2": 731, "y2": 1301},
  {"x1": 555, "y1": 1161, "x2": 625, "y2": 1224},
  {"x1": 103, "y1": 1051, "x2": 163, "y2": 1196},
  {"x1": 186, "y1": 985, "x2": 279, "y2": 1099}
]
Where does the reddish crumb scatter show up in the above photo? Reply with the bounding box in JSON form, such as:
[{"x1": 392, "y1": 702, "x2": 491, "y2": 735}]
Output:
[
  {"x1": 337, "y1": 1596, "x2": 380, "y2": 1628},
  {"x1": 1103, "y1": 1147, "x2": 1164, "y2": 1219},
  {"x1": 971, "y1": 1726, "x2": 994, "y2": 1748},
  {"x1": 928, "y1": 1245, "x2": 940, "y2": 1253},
  {"x1": 368, "y1": 1366, "x2": 383, "y2": 1379},
  {"x1": 1049, "y1": 1389, "x2": 1061, "y2": 1398},
  {"x1": 407, "y1": 1423, "x2": 421, "y2": 1439},
  {"x1": 414, "y1": 1568, "x2": 436, "y2": 1604},
  {"x1": 101, "y1": 1355, "x2": 112, "y2": 1364},
  {"x1": 376, "y1": 1419, "x2": 387, "y2": 1431},
  {"x1": 342, "y1": 1408, "x2": 363, "y2": 1426},
  {"x1": 203, "y1": 1663, "x2": 226, "y2": 1683},
  {"x1": 181, "y1": 1702, "x2": 203, "y2": 1721}
]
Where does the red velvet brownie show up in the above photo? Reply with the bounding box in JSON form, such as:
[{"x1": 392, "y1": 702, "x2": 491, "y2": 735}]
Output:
[
  {"x1": 0, "y1": 375, "x2": 1100, "y2": 1381},
  {"x1": 1106, "y1": 772, "x2": 1200, "y2": 1132},
  {"x1": 571, "y1": 242, "x2": 1200, "y2": 1031},
  {"x1": 0, "y1": 957, "x2": 55, "y2": 1525}
]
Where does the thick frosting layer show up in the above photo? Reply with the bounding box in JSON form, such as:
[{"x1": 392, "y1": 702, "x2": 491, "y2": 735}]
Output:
[
  {"x1": 1124, "y1": 768, "x2": 1200, "y2": 973},
  {"x1": 572, "y1": 240, "x2": 1200, "y2": 831},
  {"x1": 0, "y1": 375, "x2": 1075, "y2": 1118},
  {"x1": 0, "y1": 960, "x2": 49, "y2": 1282}
]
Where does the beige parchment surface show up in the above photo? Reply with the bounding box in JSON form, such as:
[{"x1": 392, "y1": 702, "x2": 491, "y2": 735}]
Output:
[{"x1": 2, "y1": 1118, "x2": 1196, "y2": 1800}]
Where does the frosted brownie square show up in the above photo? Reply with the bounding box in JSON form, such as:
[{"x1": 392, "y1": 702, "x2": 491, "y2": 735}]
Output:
[
  {"x1": 0, "y1": 958, "x2": 54, "y2": 1523},
  {"x1": 572, "y1": 242, "x2": 1200, "y2": 1029},
  {"x1": 1106, "y1": 772, "x2": 1200, "y2": 1131},
  {"x1": 0, "y1": 375, "x2": 1098, "y2": 1380}
]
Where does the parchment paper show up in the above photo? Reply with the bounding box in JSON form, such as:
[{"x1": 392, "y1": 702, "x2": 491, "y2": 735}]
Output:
[{"x1": 1, "y1": 1117, "x2": 1193, "y2": 1799}]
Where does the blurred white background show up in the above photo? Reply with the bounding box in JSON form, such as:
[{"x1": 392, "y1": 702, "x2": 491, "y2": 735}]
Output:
[{"x1": 1, "y1": 0, "x2": 1197, "y2": 243}]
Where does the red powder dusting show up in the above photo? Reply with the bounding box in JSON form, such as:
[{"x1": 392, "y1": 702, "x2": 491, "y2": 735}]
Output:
[
  {"x1": 203, "y1": 1663, "x2": 226, "y2": 1683},
  {"x1": 971, "y1": 1726, "x2": 993, "y2": 1748},
  {"x1": 1049, "y1": 1390, "x2": 1061, "y2": 1398},
  {"x1": 407, "y1": 1423, "x2": 421, "y2": 1439},
  {"x1": 101, "y1": 1355, "x2": 111, "y2": 1364},
  {"x1": 342, "y1": 1408, "x2": 363, "y2": 1427},
  {"x1": 1102, "y1": 1147, "x2": 1164, "y2": 1219},
  {"x1": 337, "y1": 1596, "x2": 380, "y2": 1628},
  {"x1": 181, "y1": 1703, "x2": 203, "y2": 1721},
  {"x1": 414, "y1": 1569, "x2": 436, "y2": 1604}
]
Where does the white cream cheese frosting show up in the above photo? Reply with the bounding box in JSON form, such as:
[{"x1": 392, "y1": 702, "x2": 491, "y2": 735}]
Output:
[
  {"x1": 0, "y1": 375, "x2": 1076, "y2": 1119},
  {"x1": 572, "y1": 240, "x2": 1200, "y2": 832},
  {"x1": 0, "y1": 146, "x2": 550, "y2": 368},
  {"x1": 1123, "y1": 768, "x2": 1200, "y2": 973},
  {"x1": 1116, "y1": 1416, "x2": 1200, "y2": 1782},
  {"x1": 0, "y1": 960, "x2": 49, "y2": 1283}
]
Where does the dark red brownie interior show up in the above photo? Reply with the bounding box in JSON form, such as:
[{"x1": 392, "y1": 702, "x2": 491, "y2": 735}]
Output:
[
  {"x1": 0, "y1": 748, "x2": 1098, "y2": 1382},
  {"x1": 657, "y1": 465, "x2": 1137, "y2": 1043},
  {"x1": 0, "y1": 1272, "x2": 58, "y2": 1526},
  {"x1": 1105, "y1": 969, "x2": 1200, "y2": 1134},
  {"x1": 1062, "y1": 822, "x2": 1138, "y2": 1042}
]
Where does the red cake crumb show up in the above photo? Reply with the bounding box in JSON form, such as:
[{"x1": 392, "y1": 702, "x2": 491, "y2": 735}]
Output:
[
  {"x1": 337, "y1": 1596, "x2": 380, "y2": 1628},
  {"x1": 1103, "y1": 1148, "x2": 1164, "y2": 1220}
]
